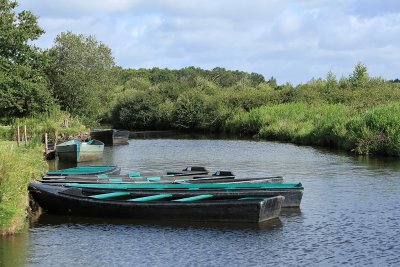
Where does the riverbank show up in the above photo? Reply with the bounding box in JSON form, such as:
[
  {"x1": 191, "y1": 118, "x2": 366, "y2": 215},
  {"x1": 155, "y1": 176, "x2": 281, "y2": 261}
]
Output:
[
  {"x1": 0, "y1": 141, "x2": 46, "y2": 236},
  {"x1": 0, "y1": 142, "x2": 47, "y2": 235},
  {"x1": 226, "y1": 102, "x2": 400, "y2": 156}
]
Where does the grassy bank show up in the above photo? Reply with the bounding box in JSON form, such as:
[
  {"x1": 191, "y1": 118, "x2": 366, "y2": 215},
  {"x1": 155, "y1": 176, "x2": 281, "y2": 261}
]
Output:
[
  {"x1": 225, "y1": 103, "x2": 400, "y2": 156},
  {"x1": 0, "y1": 142, "x2": 47, "y2": 235}
]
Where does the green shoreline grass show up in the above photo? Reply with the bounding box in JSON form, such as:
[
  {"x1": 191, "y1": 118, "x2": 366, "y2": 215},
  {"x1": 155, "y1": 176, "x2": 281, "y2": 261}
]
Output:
[
  {"x1": 0, "y1": 143, "x2": 47, "y2": 235},
  {"x1": 225, "y1": 102, "x2": 400, "y2": 156},
  {"x1": 0, "y1": 113, "x2": 87, "y2": 235},
  {"x1": 0, "y1": 142, "x2": 47, "y2": 235}
]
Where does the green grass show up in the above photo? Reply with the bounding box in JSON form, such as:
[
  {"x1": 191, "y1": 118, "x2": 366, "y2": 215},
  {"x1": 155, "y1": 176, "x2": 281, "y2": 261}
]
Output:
[
  {"x1": 225, "y1": 102, "x2": 400, "y2": 156},
  {"x1": 0, "y1": 142, "x2": 47, "y2": 235}
]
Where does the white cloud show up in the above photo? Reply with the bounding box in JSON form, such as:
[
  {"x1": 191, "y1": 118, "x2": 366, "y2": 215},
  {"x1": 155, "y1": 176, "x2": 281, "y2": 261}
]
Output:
[{"x1": 17, "y1": 0, "x2": 400, "y2": 84}]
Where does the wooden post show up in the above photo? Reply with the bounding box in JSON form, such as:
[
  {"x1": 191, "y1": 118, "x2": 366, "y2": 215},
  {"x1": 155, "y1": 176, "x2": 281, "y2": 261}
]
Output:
[
  {"x1": 17, "y1": 125, "x2": 20, "y2": 146},
  {"x1": 24, "y1": 125, "x2": 28, "y2": 145},
  {"x1": 44, "y1": 133, "x2": 48, "y2": 154}
]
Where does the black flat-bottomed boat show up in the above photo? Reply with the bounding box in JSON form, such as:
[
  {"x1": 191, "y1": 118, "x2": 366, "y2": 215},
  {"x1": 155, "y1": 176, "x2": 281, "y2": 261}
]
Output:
[{"x1": 29, "y1": 183, "x2": 284, "y2": 223}]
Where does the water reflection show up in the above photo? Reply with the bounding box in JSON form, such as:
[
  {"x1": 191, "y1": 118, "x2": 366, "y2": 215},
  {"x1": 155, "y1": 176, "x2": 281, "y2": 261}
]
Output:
[{"x1": 32, "y1": 213, "x2": 283, "y2": 232}]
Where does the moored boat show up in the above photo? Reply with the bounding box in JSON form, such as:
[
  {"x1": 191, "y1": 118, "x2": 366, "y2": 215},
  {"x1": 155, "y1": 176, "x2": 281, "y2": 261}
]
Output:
[
  {"x1": 55, "y1": 140, "x2": 104, "y2": 163},
  {"x1": 40, "y1": 174, "x2": 284, "y2": 185},
  {"x1": 90, "y1": 129, "x2": 130, "y2": 145},
  {"x1": 46, "y1": 165, "x2": 121, "y2": 176},
  {"x1": 63, "y1": 182, "x2": 303, "y2": 208},
  {"x1": 28, "y1": 182, "x2": 284, "y2": 223},
  {"x1": 40, "y1": 167, "x2": 283, "y2": 185},
  {"x1": 41, "y1": 166, "x2": 211, "y2": 181}
]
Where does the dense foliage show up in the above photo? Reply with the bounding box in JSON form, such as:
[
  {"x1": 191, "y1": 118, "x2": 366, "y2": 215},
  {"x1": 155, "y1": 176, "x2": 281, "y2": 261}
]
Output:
[
  {"x1": 0, "y1": 0, "x2": 54, "y2": 117},
  {"x1": 48, "y1": 32, "x2": 115, "y2": 123},
  {"x1": 107, "y1": 63, "x2": 400, "y2": 156},
  {"x1": 1, "y1": 1, "x2": 400, "y2": 157}
]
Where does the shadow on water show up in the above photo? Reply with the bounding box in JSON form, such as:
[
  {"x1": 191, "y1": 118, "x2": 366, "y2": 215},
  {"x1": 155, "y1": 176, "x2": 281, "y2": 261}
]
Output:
[{"x1": 31, "y1": 212, "x2": 284, "y2": 232}]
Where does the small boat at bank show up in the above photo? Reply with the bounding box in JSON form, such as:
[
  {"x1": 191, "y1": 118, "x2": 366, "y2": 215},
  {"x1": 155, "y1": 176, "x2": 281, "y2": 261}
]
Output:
[
  {"x1": 90, "y1": 129, "x2": 130, "y2": 145},
  {"x1": 46, "y1": 165, "x2": 121, "y2": 176},
  {"x1": 28, "y1": 183, "x2": 284, "y2": 223},
  {"x1": 56, "y1": 140, "x2": 104, "y2": 163}
]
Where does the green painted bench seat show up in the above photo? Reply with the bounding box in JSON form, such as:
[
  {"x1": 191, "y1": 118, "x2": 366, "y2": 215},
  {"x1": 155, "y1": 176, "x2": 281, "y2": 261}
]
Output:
[
  {"x1": 238, "y1": 197, "x2": 269, "y2": 200},
  {"x1": 89, "y1": 191, "x2": 130, "y2": 199},
  {"x1": 173, "y1": 195, "x2": 213, "y2": 202},
  {"x1": 147, "y1": 177, "x2": 161, "y2": 182},
  {"x1": 127, "y1": 194, "x2": 173, "y2": 202},
  {"x1": 108, "y1": 178, "x2": 123, "y2": 182}
]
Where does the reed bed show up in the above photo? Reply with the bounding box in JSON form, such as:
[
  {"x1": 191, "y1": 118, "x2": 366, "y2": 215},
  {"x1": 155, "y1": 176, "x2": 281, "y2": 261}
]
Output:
[{"x1": 225, "y1": 103, "x2": 400, "y2": 156}]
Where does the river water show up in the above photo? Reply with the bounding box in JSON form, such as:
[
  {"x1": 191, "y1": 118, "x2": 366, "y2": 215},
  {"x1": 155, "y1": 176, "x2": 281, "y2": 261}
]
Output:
[{"x1": 1, "y1": 136, "x2": 400, "y2": 266}]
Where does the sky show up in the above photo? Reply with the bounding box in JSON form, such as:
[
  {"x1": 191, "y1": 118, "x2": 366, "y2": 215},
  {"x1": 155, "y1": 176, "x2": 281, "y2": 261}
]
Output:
[{"x1": 18, "y1": 0, "x2": 400, "y2": 84}]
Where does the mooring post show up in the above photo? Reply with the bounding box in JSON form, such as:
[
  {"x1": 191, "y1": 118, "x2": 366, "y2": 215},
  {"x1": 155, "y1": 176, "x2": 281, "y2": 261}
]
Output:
[
  {"x1": 44, "y1": 133, "x2": 48, "y2": 154},
  {"x1": 17, "y1": 125, "x2": 20, "y2": 146},
  {"x1": 24, "y1": 125, "x2": 28, "y2": 145}
]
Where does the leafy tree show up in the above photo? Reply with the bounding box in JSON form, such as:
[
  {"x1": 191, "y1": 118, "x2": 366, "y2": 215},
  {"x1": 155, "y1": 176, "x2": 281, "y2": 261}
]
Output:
[
  {"x1": 0, "y1": 0, "x2": 55, "y2": 118},
  {"x1": 48, "y1": 32, "x2": 115, "y2": 121},
  {"x1": 267, "y1": 76, "x2": 278, "y2": 88},
  {"x1": 325, "y1": 71, "x2": 338, "y2": 90},
  {"x1": 350, "y1": 62, "x2": 369, "y2": 88}
]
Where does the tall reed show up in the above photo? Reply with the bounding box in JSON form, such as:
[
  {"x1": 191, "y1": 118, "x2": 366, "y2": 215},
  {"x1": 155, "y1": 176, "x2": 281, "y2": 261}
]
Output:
[{"x1": 225, "y1": 102, "x2": 400, "y2": 155}]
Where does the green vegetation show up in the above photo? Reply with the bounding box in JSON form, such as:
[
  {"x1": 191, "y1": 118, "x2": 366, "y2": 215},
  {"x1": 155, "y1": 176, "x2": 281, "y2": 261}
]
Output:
[
  {"x1": 1, "y1": 0, "x2": 400, "y2": 235},
  {"x1": 0, "y1": 142, "x2": 47, "y2": 235},
  {"x1": 227, "y1": 103, "x2": 400, "y2": 156},
  {"x1": 107, "y1": 64, "x2": 400, "y2": 156},
  {"x1": 2, "y1": 1, "x2": 400, "y2": 158},
  {"x1": 48, "y1": 31, "x2": 115, "y2": 123},
  {"x1": 0, "y1": 0, "x2": 54, "y2": 117}
]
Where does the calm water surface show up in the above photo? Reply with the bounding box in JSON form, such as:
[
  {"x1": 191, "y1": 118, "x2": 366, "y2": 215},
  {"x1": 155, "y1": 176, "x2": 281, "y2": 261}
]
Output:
[{"x1": 1, "y1": 137, "x2": 400, "y2": 266}]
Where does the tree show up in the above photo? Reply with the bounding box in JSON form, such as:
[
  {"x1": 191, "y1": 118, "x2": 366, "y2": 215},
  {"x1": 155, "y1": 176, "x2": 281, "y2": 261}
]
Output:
[
  {"x1": 350, "y1": 62, "x2": 369, "y2": 88},
  {"x1": 48, "y1": 32, "x2": 115, "y2": 121},
  {"x1": 0, "y1": 0, "x2": 55, "y2": 118},
  {"x1": 325, "y1": 71, "x2": 338, "y2": 90}
]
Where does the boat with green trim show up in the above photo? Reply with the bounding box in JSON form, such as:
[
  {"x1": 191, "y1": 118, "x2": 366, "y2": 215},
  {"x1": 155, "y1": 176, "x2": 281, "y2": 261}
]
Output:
[
  {"x1": 62, "y1": 182, "x2": 303, "y2": 207},
  {"x1": 40, "y1": 170, "x2": 283, "y2": 185},
  {"x1": 55, "y1": 140, "x2": 104, "y2": 162},
  {"x1": 28, "y1": 182, "x2": 284, "y2": 223},
  {"x1": 46, "y1": 166, "x2": 121, "y2": 176}
]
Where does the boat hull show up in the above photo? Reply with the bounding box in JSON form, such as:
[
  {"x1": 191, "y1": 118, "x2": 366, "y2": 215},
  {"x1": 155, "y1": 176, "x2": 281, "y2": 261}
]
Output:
[
  {"x1": 29, "y1": 183, "x2": 284, "y2": 223},
  {"x1": 56, "y1": 140, "x2": 104, "y2": 162},
  {"x1": 90, "y1": 129, "x2": 130, "y2": 146}
]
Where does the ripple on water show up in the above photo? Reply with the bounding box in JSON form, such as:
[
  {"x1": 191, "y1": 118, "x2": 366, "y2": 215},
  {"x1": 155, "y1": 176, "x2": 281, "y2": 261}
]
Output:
[{"x1": 13, "y1": 139, "x2": 400, "y2": 266}]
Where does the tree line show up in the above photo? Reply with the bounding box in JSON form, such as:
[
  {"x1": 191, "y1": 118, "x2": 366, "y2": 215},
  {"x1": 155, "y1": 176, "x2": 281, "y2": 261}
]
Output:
[{"x1": 2, "y1": 0, "x2": 400, "y2": 155}]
